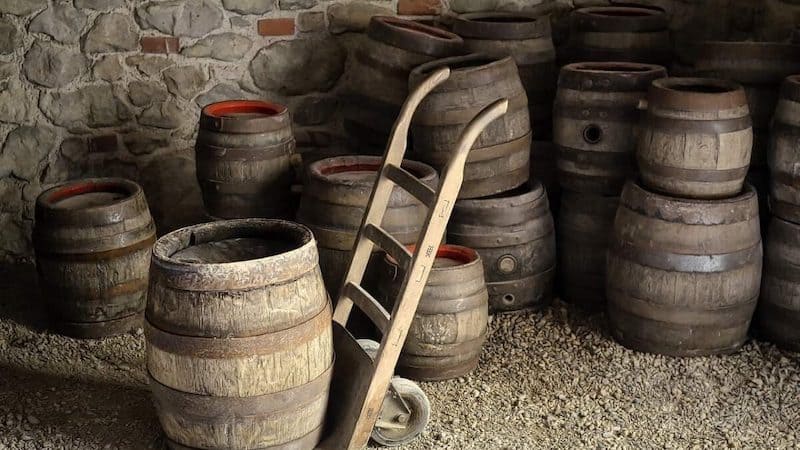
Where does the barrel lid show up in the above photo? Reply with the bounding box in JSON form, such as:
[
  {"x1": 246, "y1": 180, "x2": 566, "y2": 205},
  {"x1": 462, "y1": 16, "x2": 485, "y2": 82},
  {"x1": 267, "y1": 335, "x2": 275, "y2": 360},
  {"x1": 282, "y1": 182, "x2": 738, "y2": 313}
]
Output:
[
  {"x1": 571, "y1": 6, "x2": 668, "y2": 32},
  {"x1": 199, "y1": 100, "x2": 291, "y2": 134},
  {"x1": 452, "y1": 12, "x2": 551, "y2": 40},
  {"x1": 558, "y1": 61, "x2": 667, "y2": 92},
  {"x1": 780, "y1": 74, "x2": 800, "y2": 103},
  {"x1": 367, "y1": 16, "x2": 464, "y2": 57},
  {"x1": 647, "y1": 77, "x2": 748, "y2": 112}
]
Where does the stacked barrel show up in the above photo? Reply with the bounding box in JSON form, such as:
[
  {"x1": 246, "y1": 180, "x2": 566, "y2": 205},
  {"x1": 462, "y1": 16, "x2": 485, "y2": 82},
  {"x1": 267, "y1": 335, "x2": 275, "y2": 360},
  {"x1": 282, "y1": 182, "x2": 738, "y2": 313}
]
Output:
[{"x1": 606, "y1": 77, "x2": 763, "y2": 356}]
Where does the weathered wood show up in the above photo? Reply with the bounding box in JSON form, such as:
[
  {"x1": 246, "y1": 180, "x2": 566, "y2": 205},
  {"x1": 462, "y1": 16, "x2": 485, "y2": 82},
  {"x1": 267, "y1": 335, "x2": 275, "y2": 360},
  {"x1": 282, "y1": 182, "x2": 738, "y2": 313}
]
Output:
[
  {"x1": 637, "y1": 77, "x2": 753, "y2": 199},
  {"x1": 447, "y1": 181, "x2": 555, "y2": 313},
  {"x1": 34, "y1": 178, "x2": 155, "y2": 339},
  {"x1": 557, "y1": 190, "x2": 619, "y2": 312},
  {"x1": 607, "y1": 181, "x2": 762, "y2": 356},
  {"x1": 196, "y1": 100, "x2": 295, "y2": 219},
  {"x1": 146, "y1": 219, "x2": 332, "y2": 449},
  {"x1": 769, "y1": 74, "x2": 800, "y2": 224},
  {"x1": 378, "y1": 245, "x2": 488, "y2": 381},
  {"x1": 554, "y1": 62, "x2": 666, "y2": 194},
  {"x1": 757, "y1": 216, "x2": 800, "y2": 351},
  {"x1": 409, "y1": 54, "x2": 531, "y2": 198}
]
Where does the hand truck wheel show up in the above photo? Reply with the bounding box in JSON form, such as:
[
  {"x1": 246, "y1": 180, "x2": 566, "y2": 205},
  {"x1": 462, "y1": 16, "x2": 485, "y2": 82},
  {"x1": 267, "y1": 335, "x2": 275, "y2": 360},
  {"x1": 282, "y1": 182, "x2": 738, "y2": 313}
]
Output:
[{"x1": 370, "y1": 377, "x2": 431, "y2": 447}]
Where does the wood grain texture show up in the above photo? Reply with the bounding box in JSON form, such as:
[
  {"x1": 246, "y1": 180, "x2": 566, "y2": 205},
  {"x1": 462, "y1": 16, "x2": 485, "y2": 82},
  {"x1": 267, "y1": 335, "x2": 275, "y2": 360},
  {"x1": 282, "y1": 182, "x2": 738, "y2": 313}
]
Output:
[{"x1": 768, "y1": 75, "x2": 800, "y2": 223}]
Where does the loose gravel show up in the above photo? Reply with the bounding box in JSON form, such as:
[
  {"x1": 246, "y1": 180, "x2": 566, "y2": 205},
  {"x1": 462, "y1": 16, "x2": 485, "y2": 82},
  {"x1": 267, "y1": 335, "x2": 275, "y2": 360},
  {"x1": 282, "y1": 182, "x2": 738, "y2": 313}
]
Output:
[{"x1": 1, "y1": 264, "x2": 798, "y2": 449}]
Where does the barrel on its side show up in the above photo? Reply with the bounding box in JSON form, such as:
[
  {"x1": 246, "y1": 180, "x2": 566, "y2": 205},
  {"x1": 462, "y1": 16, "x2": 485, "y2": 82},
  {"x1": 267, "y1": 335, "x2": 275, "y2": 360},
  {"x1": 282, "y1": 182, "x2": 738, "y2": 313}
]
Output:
[
  {"x1": 757, "y1": 216, "x2": 800, "y2": 351},
  {"x1": 379, "y1": 245, "x2": 489, "y2": 381},
  {"x1": 34, "y1": 178, "x2": 155, "y2": 338},
  {"x1": 769, "y1": 74, "x2": 800, "y2": 224},
  {"x1": 607, "y1": 181, "x2": 762, "y2": 356},
  {"x1": 448, "y1": 181, "x2": 556, "y2": 313},
  {"x1": 146, "y1": 219, "x2": 332, "y2": 450},
  {"x1": 196, "y1": 100, "x2": 295, "y2": 219},
  {"x1": 637, "y1": 77, "x2": 752, "y2": 199}
]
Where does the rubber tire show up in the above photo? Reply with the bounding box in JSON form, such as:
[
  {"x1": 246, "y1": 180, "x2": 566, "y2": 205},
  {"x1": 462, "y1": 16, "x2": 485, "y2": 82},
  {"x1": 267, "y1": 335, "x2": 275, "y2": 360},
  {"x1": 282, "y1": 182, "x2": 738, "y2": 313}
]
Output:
[
  {"x1": 357, "y1": 338, "x2": 380, "y2": 360},
  {"x1": 370, "y1": 377, "x2": 431, "y2": 447}
]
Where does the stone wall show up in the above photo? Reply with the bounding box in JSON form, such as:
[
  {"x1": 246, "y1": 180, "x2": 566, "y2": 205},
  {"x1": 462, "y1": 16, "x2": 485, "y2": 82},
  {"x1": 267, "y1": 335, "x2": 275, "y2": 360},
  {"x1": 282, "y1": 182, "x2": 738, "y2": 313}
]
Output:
[{"x1": 0, "y1": 0, "x2": 797, "y2": 262}]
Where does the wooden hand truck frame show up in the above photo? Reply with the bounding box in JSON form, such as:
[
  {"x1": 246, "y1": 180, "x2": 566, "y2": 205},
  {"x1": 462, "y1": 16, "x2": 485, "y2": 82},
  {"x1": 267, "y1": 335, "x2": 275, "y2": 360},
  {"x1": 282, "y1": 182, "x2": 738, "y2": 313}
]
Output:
[{"x1": 316, "y1": 67, "x2": 509, "y2": 449}]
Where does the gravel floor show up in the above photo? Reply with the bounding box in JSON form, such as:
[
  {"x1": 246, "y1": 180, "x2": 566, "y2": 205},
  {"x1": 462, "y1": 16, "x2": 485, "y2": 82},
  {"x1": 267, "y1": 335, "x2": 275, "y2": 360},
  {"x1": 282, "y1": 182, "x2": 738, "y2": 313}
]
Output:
[{"x1": 1, "y1": 263, "x2": 798, "y2": 449}]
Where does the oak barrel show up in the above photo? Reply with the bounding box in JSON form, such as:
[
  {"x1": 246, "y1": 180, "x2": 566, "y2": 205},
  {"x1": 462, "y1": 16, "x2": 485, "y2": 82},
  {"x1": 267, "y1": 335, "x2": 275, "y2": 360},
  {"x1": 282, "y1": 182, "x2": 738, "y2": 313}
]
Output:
[
  {"x1": 195, "y1": 100, "x2": 295, "y2": 219},
  {"x1": 554, "y1": 62, "x2": 666, "y2": 194},
  {"x1": 379, "y1": 245, "x2": 489, "y2": 381},
  {"x1": 769, "y1": 74, "x2": 800, "y2": 224},
  {"x1": 637, "y1": 77, "x2": 752, "y2": 199},
  {"x1": 34, "y1": 178, "x2": 155, "y2": 338},
  {"x1": 146, "y1": 219, "x2": 332, "y2": 450},
  {"x1": 557, "y1": 190, "x2": 619, "y2": 312},
  {"x1": 409, "y1": 54, "x2": 531, "y2": 199},
  {"x1": 452, "y1": 12, "x2": 556, "y2": 139},
  {"x1": 342, "y1": 16, "x2": 463, "y2": 150},
  {"x1": 447, "y1": 181, "x2": 555, "y2": 313},
  {"x1": 757, "y1": 216, "x2": 800, "y2": 351},
  {"x1": 607, "y1": 181, "x2": 762, "y2": 356},
  {"x1": 296, "y1": 155, "x2": 438, "y2": 294}
]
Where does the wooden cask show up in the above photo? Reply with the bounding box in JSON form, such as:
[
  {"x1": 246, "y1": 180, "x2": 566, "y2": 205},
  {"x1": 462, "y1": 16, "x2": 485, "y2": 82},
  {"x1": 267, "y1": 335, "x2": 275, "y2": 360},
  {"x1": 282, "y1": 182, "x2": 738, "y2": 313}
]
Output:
[
  {"x1": 607, "y1": 181, "x2": 762, "y2": 356},
  {"x1": 342, "y1": 16, "x2": 463, "y2": 150},
  {"x1": 195, "y1": 100, "x2": 295, "y2": 219},
  {"x1": 409, "y1": 54, "x2": 531, "y2": 199},
  {"x1": 296, "y1": 155, "x2": 438, "y2": 294},
  {"x1": 378, "y1": 245, "x2": 489, "y2": 381},
  {"x1": 554, "y1": 62, "x2": 666, "y2": 194},
  {"x1": 34, "y1": 178, "x2": 155, "y2": 338},
  {"x1": 531, "y1": 140, "x2": 559, "y2": 215},
  {"x1": 566, "y1": 6, "x2": 671, "y2": 65},
  {"x1": 452, "y1": 12, "x2": 556, "y2": 139},
  {"x1": 146, "y1": 219, "x2": 332, "y2": 450},
  {"x1": 769, "y1": 74, "x2": 800, "y2": 224},
  {"x1": 757, "y1": 216, "x2": 800, "y2": 351},
  {"x1": 557, "y1": 190, "x2": 619, "y2": 312},
  {"x1": 637, "y1": 77, "x2": 752, "y2": 199},
  {"x1": 448, "y1": 181, "x2": 555, "y2": 313}
]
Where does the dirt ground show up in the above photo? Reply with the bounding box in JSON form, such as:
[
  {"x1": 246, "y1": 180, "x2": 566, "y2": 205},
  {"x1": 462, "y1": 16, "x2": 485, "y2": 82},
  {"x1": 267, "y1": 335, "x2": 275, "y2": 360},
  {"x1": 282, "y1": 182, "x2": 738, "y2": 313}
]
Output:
[{"x1": 0, "y1": 263, "x2": 798, "y2": 450}]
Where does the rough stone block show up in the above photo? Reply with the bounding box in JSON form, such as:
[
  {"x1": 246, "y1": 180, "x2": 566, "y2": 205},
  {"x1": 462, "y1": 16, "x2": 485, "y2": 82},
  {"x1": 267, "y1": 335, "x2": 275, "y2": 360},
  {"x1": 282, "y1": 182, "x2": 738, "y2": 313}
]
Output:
[
  {"x1": 222, "y1": 0, "x2": 275, "y2": 15},
  {"x1": 0, "y1": 0, "x2": 47, "y2": 16},
  {"x1": 138, "y1": 100, "x2": 185, "y2": 129},
  {"x1": 140, "y1": 36, "x2": 181, "y2": 54},
  {"x1": 128, "y1": 81, "x2": 169, "y2": 106},
  {"x1": 83, "y1": 12, "x2": 139, "y2": 53},
  {"x1": 39, "y1": 85, "x2": 133, "y2": 130},
  {"x1": 0, "y1": 126, "x2": 57, "y2": 181},
  {"x1": 126, "y1": 55, "x2": 175, "y2": 77},
  {"x1": 181, "y1": 33, "x2": 252, "y2": 61},
  {"x1": 29, "y1": 4, "x2": 87, "y2": 44},
  {"x1": 23, "y1": 40, "x2": 87, "y2": 88},
  {"x1": 279, "y1": 0, "x2": 318, "y2": 11},
  {"x1": 0, "y1": 18, "x2": 20, "y2": 55},
  {"x1": 163, "y1": 65, "x2": 209, "y2": 99},
  {"x1": 398, "y1": 0, "x2": 441, "y2": 15},
  {"x1": 136, "y1": 0, "x2": 224, "y2": 38},
  {"x1": 250, "y1": 38, "x2": 345, "y2": 95},
  {"x1": 327, "y1": 2, "x2": 392, "y2": 34},
  {"x1": 74, "y1": 0, "x2": 126, "y2": 10},
  {"x1": 195, "y1": 83, "x2": 254, "y2": 107},
  {"x1": 257, "y1": 18, "x2": 296, "y2": 36},
  {"x1": 297, "y1": 11, "x2": 326, "y2": 32},
  {"x1": 89, "y1": 134, "x2": 119, "y2": 153}
]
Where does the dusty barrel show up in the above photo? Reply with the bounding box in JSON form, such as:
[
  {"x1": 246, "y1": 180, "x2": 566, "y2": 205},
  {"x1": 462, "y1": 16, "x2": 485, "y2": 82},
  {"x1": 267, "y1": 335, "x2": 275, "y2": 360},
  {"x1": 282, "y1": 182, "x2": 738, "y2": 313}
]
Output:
[
  {"x1": 409, "y1": 54, "x2": 531, "y2": 199},
  {"x1": 531, "y1": 140, "x2": 559, "y2": 214},
  {"x1": 296, "y1": 155, "x2": 438, "y2": 294},
  {"x1": 606, "y1": 181, "x2": 762, "y2": 356},
  {"x1": 757, "y1": 216, "x2": 800, "y2": 351},
  {"x1": 146, "y1": 219, "x2": 332, "y2": 450},
  {"x1": 342, "y1": 16, "x2": 463, "y2": 150},
  {"x1": 554, "y1": 62, "x2": 666, "y2": 194},
  {"x1": 447, "y1": 181, "x2": 555, "y2": 313},
  {"x1": 557, "y1": 191, "x2": 619, "y2": 312},
  {"x1": 34, "y1": 178, "x2": 155, "y2": 338},
  {"x1": 637, "y1": 77, "x2": 752, "y2": 199},
  {"x1": 769, "y1": 75, "x2": 800, "y2": 224},
  {"x1": 452, "y1": 12, "x2": 556, "y2": 139},
  {"x1": 566, "y1": 6, "x2": 671, "y2": 65},
  {"x1": 378, "y1": 245, "x2": 489, "y2": 381},
  {"x1": 195, "y1": 100, "x2": 295, "y2": 219}
]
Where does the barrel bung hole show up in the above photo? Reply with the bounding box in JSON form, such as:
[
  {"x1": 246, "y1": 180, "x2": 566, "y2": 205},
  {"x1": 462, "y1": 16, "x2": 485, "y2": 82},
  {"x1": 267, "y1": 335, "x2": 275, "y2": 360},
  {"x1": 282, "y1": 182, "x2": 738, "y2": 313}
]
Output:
[
  {"x1": 583, "y1": 124, "x2": 603, "y2": 144},
  {"x1": 502, "y1": 294, "x2": 516, "y2": 305}
]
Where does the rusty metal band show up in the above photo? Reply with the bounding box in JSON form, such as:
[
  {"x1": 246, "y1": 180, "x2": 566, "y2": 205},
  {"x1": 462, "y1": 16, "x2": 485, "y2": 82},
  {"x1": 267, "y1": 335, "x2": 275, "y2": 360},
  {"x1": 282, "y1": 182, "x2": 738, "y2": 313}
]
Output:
[
  {"x1": 367, "y1": 16, "x2": 463, "y2": 57},
  {"x1": 553, "y1": 103, "x2": 642, "y2": 121},
  {"x1": 413, "y1": 93, "x2": 528, "y2": 126},
  {"x1": 398, "y1": 356, "x2": 479, "y2": 381},
  {"x1": 557, "y1": 146, "x2": 635, "y2": 168},
  {"x1": 54, "y1": 312, "x2": 143, "y2": 339},
  {"x1": 608, "y1": 291, "x2": 758, "y2": 329},
  {"x1": 572, "y1": 7, "x2": 668, "y2": 32},
  {"x1": 166, "y1": 425, "x2": 325, "y2": 450},
  {"x1": 34, "y1": 231, "x2": 156, "y2": 260},
  {"x1": 609, "y1": 240, "x2": 762, "y2": 273},
  {"x1": 421, "y1": 132, "x2": 531, "y2": 166},
  {"x1": 195, "y1": 140, "x2": 294, "y2": 161},
  {"x1": 452, "y1": 12, "x2": 550, "y2": 40},
  {"x1": 642, "y1": 114, "x2": 751, "y2": 133},
  {"x1": 449, "y1": 219, "x2": 554, "y2": 248},
  {"x1": 145, "y1": 303, "x2": 331, "y2": 358},
  {"x1": 770, "y1": 200, "x2": 800, "y2": 224},
  {"x1": 557, "y1": 62, "x2": 665, "y2": 91},
  {"x1": 637, "y1": 159, "x2": 748, "y2": 183},
  {"x1": 199, "y1": 109, "x2": 291, "y2": 135},
  {"x1": 198, "y1": 179, "x2": 289, "y2": 195},
  {"x1": 416, "y1": 289, "x2": 488, "y2": 315}
]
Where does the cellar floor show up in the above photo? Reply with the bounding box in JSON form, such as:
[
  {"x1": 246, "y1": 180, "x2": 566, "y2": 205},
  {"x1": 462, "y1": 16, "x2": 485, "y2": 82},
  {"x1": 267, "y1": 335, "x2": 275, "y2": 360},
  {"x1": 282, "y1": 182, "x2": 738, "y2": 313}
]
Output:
[{"x1": 0, "y1": 263, "x2": 798, "y2": 450}]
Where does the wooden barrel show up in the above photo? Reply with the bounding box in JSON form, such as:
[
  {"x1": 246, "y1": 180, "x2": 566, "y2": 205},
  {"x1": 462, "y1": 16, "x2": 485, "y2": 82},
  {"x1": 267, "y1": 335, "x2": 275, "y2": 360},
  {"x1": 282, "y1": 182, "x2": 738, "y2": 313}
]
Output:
[
  {"x1": 607, "y1": 181, "x2": 762, "y2": 356},
  {"x1": 757, "y1": 216, "x2": 800, "y2": 351},
  {"x1": 554, "y1": 62, "x2": 666, "y2": 194},
  {"x1": 296, "y1": 155, "x2": 438, "y2": 294},
  {"x1": 531, "y1": 140, "x2": 559, "y2": 215},
  {"x1": 566, "y1": 6, "x2": 671, "y2": 65},
  {"x1": 409, "y1": 54, "x2": 531, "y2": 199},
  {"x1": 34, "y1": 178, "x2": 155, "y2": 338},
  {"x1": 557, "y1": 190, "x2": 619, "y2": 312},
  {"x1": 637, "y1": 77, "x2": 752, "y2": 199},
  {"x1": 378, "y1": 244, "x2": 488, "y2": 381},
  {"x1": 452, "y1": 12, "x2": 556, "y2": 139},
  {"x1": 146, "y1": 219, "x2": 332, "y2": 450},
  {"x1": 195, "y1": 100, "x2": 295, "y2": 219},
  {"x1": 769, "y1": 74, "x2": 800, "y2": 224},
  {"x1": 342, "y1": 16, "x2": 463, "y2": 150},
  {"x1": 447, "y1": 181, "x2": 555, "y2": 313}
]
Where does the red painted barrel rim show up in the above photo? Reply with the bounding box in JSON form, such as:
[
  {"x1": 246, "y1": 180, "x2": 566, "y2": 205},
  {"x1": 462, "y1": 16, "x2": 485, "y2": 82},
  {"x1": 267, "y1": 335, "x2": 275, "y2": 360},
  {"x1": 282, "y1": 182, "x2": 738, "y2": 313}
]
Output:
[
  {"x1": 402, "y1": 244, "x2": 480, "y2": 265},
  {"x1": 374, "y1": 16, "x2": 460, "y2": 42},
  {"x1": 202, "y1": 100, "x2": 286, "y2": 119},
  {"x1": 41, "y1": 178, "x2": 137, "y2": 210}
]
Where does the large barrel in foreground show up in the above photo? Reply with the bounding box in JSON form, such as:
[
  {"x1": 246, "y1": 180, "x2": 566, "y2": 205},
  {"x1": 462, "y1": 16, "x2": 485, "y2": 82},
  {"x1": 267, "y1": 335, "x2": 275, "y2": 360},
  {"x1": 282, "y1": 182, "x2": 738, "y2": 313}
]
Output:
[
  {"x1": 196, "y1": 100, "x2": 295, "y2": 219},
  {"x1": 34, "y1": 178, "x2": 155, "y2": 338},
  {"x1": 769, "y1": 74, "x2": 800, "y2": 224},
  {"x1": 607, "y1": 181, "x2": 762, "y2": 356},
  {"x1": 757, "y1": 217, "x2": 800, "y2": 351},
  {"x1": 146, "y1": 219, "x2": 332, "y2": 450}
]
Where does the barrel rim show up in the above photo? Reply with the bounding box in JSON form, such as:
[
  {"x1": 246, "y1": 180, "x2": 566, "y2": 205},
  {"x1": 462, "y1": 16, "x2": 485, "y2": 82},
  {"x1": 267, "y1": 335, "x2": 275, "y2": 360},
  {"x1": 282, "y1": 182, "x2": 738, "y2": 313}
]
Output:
[
  {"x1": 648, "y1": 77, "x2": 748, "y2": 112},
  {"x1": 367, "y1": 16, "x2": 464, "y2": 57},
  {"x1": 386, "y1": 244, "x2": 482, "y2": 271},
  {"x1": 199, "y1": 99, "x2": 291, "y2": 134},
  {"x1": 453, "y1": 179, "x2": 545, "y2": 209},
  {"x1": 452, "y1": 11, "x2": 551, "y2": 40},
  {"x1": 306, "y1": 155, "x2": 438, "y2": 185},
  {"x1": 37, "y1": 177, "x2": 141, "y2": 212},
  {"x1": 558, "y1": 61, "x2": 667, "y2": 91},
  {"x1": 411, "y1": 53, "x2": 516, "y2": 88},
  {"x1": 571, "y1": 6, "x2": 668, "y2": 32}
]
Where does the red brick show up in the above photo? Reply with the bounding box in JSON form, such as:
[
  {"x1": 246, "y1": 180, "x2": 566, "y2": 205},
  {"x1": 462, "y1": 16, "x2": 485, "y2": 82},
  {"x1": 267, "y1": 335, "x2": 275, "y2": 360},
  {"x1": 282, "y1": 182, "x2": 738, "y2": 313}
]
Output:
[
  {"x1": 89, "y1": 135, "x2": 119, "y2": 153},
  {"x1": 140, "y1": 36, "x2": 180, "y2": 54},
  {"x1": 257, "y1": 18, "x2": 296, "y2": 36},
  {"x1": 398, "y1": 0, "x2": 441, "y2": 15}
]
